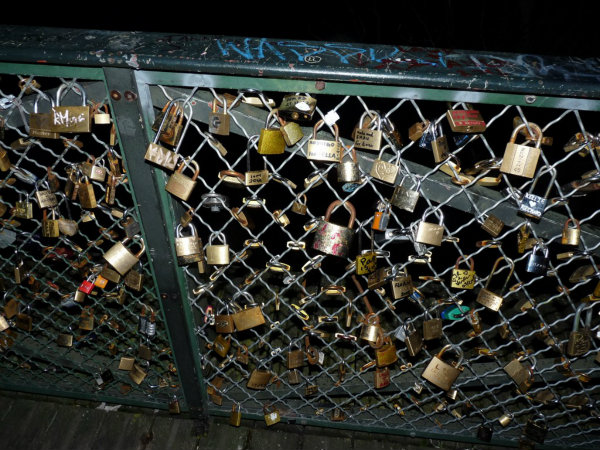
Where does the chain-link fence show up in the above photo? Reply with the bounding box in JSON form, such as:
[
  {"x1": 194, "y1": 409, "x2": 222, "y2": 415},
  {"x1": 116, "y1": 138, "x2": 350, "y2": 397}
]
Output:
[{"x1": 1, "y1": 27, "x2": 600, "y2": 450}]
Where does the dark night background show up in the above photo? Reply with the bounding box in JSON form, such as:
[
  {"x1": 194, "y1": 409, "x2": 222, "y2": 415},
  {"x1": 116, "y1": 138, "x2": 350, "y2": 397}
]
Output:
[{"x1": 4, "y1": 1, "x2": 598, "y2": 58}]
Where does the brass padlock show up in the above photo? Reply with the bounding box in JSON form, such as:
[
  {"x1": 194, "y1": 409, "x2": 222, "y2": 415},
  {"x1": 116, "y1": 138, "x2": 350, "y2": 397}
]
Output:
[
  {"x1": 232, "y1": 293, "x2": 265, "y2": 331},
  {"x1": 80, "y1": 156, "x2": 107, "y2": 182},
  {"x1": 152, "y1": 101, "x2": 185, "y2": 146},
  {"x1": 35, "y1": 182, "x2": 58, "y2": 209},
  {"x1": 450, "y1": 255, "x2": 476, "y2": 290},
  {"x1": 481, "y1": 213, "x2": 505, "y2": 237},
  {"x1": 408, "y1": 120, "x2": 430, "y2": 142},
  {"x1": 29, "y1": 92, "x2": 60, "y2": 139},
  {"x1": 145, "y1": 99, "x2": 184, "y2": 170},
  {"x1": 390, "y1": 177, "x2": 420, "y2": 213},
  {"x1": 431, "y1": 123, "x2": 450, "y2": 162},
  {"x1": 287, "y1": 348, "x2": 305, "y2": 369},
  {"x1": 360, "y1": 313, "x2": 383, "y2": 346},
  {"x1": 288, "y1": 369, "x2": 301, "y2": 384},
  {"x1": 212, "y1": 334, "x2": 231, "y2": 358},
  {"x1": 208, "y1": 96, "x2": 230, "y2": 136},
  {"x1": 561, "y1": 218, "x2": 581, "y2": 246},
  {"x1": 129, "y1": 363, "x2": 148, "y2": 385},
  {"x1": 306, "y1": 120, "x2": 341, "y2": 163},
  {"x1": 312, "y1": 200, "x2": 356, "y2": 258},
  {"x1": 257, "y1": 109, "x2": 285, "y2": 155},
  {"x1": 415, "y1": 207, "x2": 445, "y2": 246},
  {"x1": 278, "y1": 93, "x2": 316, "y2": 122},
  {"x1": 476, "y1": 257, "x2": 515, "y2": 311},
  {"x1": 446, "y1": 107, "x2": 486, "y2": 133},
  {"x1": 370, "y1": 144, "x2": 400, "y2": 185},
  {"x1": 390, "y1": 265, "x2": 413, "y2": 299},
  {"x1": 422, "y1": 311, "x2": 443, "y2": 340},
  {"x1": 421, "y1": 344, "x2": 464, "y2": 391},
  {"x1": 375, "y1": 337, "x2": 398, "y2": 367},
  {"x1": 291, "y1": 194, "x2": 308, "y2": 215},
  {"x1": 206, "y1": 232, "x2": 229, "y2": 265},
  {"x1": 78, "y1": 176, "x2": 97, "y2": 209},
  {"x1": 103, "y1": 237, "x2": 146, "y2": 275},
  {"x1": 523, "y1": 414, "x2": 548, "y2": 444},
  {"x1": 504, "y1": 354, "x2": 535, "y2": 393},
  {"x1": 14, "y1": 197, "x2": 33, "y2": 219},
  {"x1": 567, "y1": 304, "x2": 592, "y2": 357},
  {"x1": 215, "y1": 305, "x2": 235, "y2": 334},
  {"x1": 0, "y1": 149, "x2": 10, "y2": 172},
  {"x1": 247, "y1": 369, "x2": 272, "y2": 390},
  {"x1": 174, "y1": 223, "x2": 204, "y2": 265},
  {"x1": 337, "y1": 146, "x2": 360, "y2": 183},
  {"x1": 165, "y1": 159, "x2": 200, "y2": 201},
  {"x1": 41, "y1": 208, "x2": 60, "y2": 238},
  {"x1": 244, "y1": 136, "x2": 269, "y2": 186},
  {"x1": 93, "y1": 103, "x2": 111, "y2": 125},
  {"x1": 51, "y1": 82, "x2": 91, "y2": 133},
  {"x1": 230, "y1": 404, "x2": 242, "y2": 427},
  {"x1": 500, "y1": 122, "x2": 542, "y2": 178},
  {"x1": 263, "y1": 404, "x2": 281, "y2": 426},
  {"x1": 278, "y1": 115, "x2": 303, "y2": 146},
  {"x1": 374, "y1": 366, "x2": 391, "y2": 389},
  {"x1": 354, "y1": 110, "x2": 382, "y2": 151}
]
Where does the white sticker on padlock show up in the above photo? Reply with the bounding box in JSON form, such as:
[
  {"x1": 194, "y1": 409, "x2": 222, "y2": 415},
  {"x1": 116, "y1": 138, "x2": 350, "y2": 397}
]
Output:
[
  {"x1": 394, "y1": 326, "x2": 407, "y2": 342},
  {"x1": 269, "y1": 412, "x2": 278, "y2": 421},
  {"x1": 324, "y1": 110, "x2": 340, "y2": 126},
  {"x1": 318, "y1": 351, "x2": 325, "y2": 365},
  {"x1": 296, "y1": 101, "x2": 311, "y2": 112}
]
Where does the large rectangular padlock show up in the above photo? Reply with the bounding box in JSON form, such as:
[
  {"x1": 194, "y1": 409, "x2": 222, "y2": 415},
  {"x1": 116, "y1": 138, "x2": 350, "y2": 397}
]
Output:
[
  {"x1": 247, "y1": 369, "x2": 272, "y2": 390},
  {"x1": 312, "y1": 200, "x2": 356, "y2": 258},
  {"x1": 103, "y1": 237, "x2": 145, "y2": 275},
  {"x1": 50, "y1": 83, "x2": 91, "y2": 133},
  {"x1": 306, "y1": 121, "x2": 341, "y2": 163},
  {"x1": 500, "y1": 122, "x2": 542, "y2": 178},
  {"x1": 165, "y1": 159, "x2": 200, "y2": 201},
  {"x1": 421, "y1": 345, "x2": 463, "y2": 391},
  {"x1": 446, "y1": 108, "x2": 486, "y2": 133},
  {"x1": 232, "y1": 304, "x2": 265, "y2": 331}
]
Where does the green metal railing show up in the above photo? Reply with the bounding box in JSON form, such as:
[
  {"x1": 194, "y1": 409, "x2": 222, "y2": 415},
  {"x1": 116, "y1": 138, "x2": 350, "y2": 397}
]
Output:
[{"x1": 1, "y1": 26, "x2": 600, "y2": 449}]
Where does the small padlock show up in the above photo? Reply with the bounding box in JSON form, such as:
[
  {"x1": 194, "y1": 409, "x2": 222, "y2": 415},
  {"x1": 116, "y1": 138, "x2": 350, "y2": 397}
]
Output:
[
  {"x1": 370, "y1": 144, "x2": 400, "y2": 185},
  {"x1": 500, "y1": 122, "x2": 543, "y2": 178},
  {"x1": 291, "y1": 194, "x2": 308, "y2": 215},
  {"x1": 306, "y1": 120, "x2": 341, "y2": 163},
  {"x1": 35, "y1": 182, "x2": 58, "y2": 209},
  {"x1": 121, "y1": 215, "x2": 141, "y2": 238},
  {"x1": 390, "y1": 265, "x2": 413, "y2": 299},
  {"x1": 14, "y1": 197, "x2": 33, "y2": 219},
  {"x1": 312, "y1": 200, "x2": 356, "y2": 258},
  {"x1": 263, "y1": 404, "x2": 281, "y2": 426},
  {"x1": 165, "y1": 158, "x2": 200, "y2": 201},
  {"x1": 372, "y1": 201, "x2": 391, "y2": 231},
  {"x1": 41, "y1": 208, "x2": 60, "y2": 238},
  {"x1": 129, "y1": 363, "x2": 148, "y2": 385},
  {"x1": 288, "y1": 369, "x2": 301, "y2": 384},
  {"x1": 230, "y1": 404, "x2": 242, "y2": 427},
  {"x1": 375, "y1": 337, "x2": 398, "y2": 367},
  {"x1": 206, "y1": 232, "x2": 229, "y2": 265},
  {"x1": 231, "y1": 293, "x2": 265, "y2": 331},
  {"x1": 257, "y1": 109, "x2": 285, "y2": 155},
  {"x1": 476, "y1": 257, "x2": 515, "y2": 311},
  {"x1": 278, "y1": 115, "x2": 303, "y2": 146},
  {"x1": 356, "y1": 230, "x2": 377, "y2": 275},
  {"x1": 212, "y1": 334, "x2": 231, "y2": 358},
  {"x1": 504, "y1": 354, "x2": 535, "y2": 393},
  {"x1": 422, "y1": 311, "x2": 443, "y2": 340},
  {"x1": 360, "y1": 313, "x2": 383, "y2": 345},
  {"x1": 80, "y1": 156, "x2": 107, "y2": 182},
  {"x1": 287, "y1": 348, "x2": 305, "y2": 369},
  {"x1": 561, "y1": 218, "x2": 581, "y2": 246},
  {"x1": 526, "y1": 242, "x2": 549, "y2": 275},
  {"x1": 567, "y1": 304, "x2": 592, "y2": 357},
  {"x1": 78, "y1": 176, "x2": 97, "y2": 209},
  {"x1": 390, "y1": 177, "x2": 420, "y2": 212},
  {"x1": 93, "y1": 103, "x2": 111, "y2": 125},
  {"x1": 51, "y1": 82, "x2": 91, "y2": 133},
  {"x1": 450, "y1": 255, "x2": 476, "y2": 289},
  {"x1": 174, "y1": 223, "x2": 204, "y2": 265},
  {"x1": 518, "y1": 166, "x2": 557, "y2": 221},
  {"x1": 421, "y1": 344, "x2": 464, "y2": 391},
  {"x1": 154, "y1": 101, "x2": 186, "y2": 147},
  {"x1": 337, "y1": 146, "x2": 360, "y2": 183},
  {"x1": 446, "y1": 107, "x2": 486, "y2": 133},
  {"x1": 145, "y1": 99, "x2": 184, "y2": 170},
  {"x1": 124, "y1": 261, "x2": 145, "y2": 292},
  {"x1": 78, "y1": 307, "x2": 94, "y2": 331},
  {"x1": 481, "y1": 213, "x2": 505, "y2": 237},
  {"x1": 431, "y1": 123, "x2": 450, "y2": 162},
  {"x1": 374, "y1": 366, "x2": 391, "y2": 389},
  {"x1": 0, "y1": 150, "x2": 10, "y2": 172},
  {"x1": 278, "y1": 93, "x2": 316, "y2": 122},
  {"x1": 247, "y1": 369, "x2": 272, "y2": 390},
  {"x1": 208, "y1": 95, "x2": 230, "y2": 136},
  {"x1": 103, "y1": 236, "x2": 146, "y2": 275},
  {"x1": 477, "y1": 424, "x2": 493, "y2": 442},
  {"x1": 29, "y1": 91, "x2": 60, "y2": 139},
  {"x1": 244, "y1": 136, "x2": 269, "y2": 186},
  {"x1": 215, "y1": 304, "x2": 235, "y2": 334},
  {"x1": 367, "y1": 267, "x2": 389, "y2": 290},
  {"x1": 408, "y1": 120, "x2": 430, "y2": 141},
  {"x1": 523, "y1": 414, "x2": 547, "y2": 444},
  {"x1": 415, "y1": 207, "x2": 445, "y2": 246},
  {"x1": 354, "y1": 110, "x2": 382, "y2": 151}
]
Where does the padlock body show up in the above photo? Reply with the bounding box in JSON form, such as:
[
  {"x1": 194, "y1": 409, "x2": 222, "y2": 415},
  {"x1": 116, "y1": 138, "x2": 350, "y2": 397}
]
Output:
[
  {"x1": 562, "y1": 227, "x2": 580, "y2": 246},
  {"x1": 504, "y1": 359, "x2": 530, "y2": 388},
  {"x1": 306, "y1": 139, "x2": 341, "y2": 162},
  {"x1": 280, "y1": 122, "x2": 303, "y2": 146},
  {"x1": 213, "y1": 334, "x2": 230, "y2": 358},
  {"x1": 370, "y1": 159, "x2": 398, "y2": 184},
  {"x1": 372, "y1": 211, "x2": 390, "y2": 231},
  {"x1": 29, "y1": 112, "x2": 60, "y2": 139},
  {"x1": 360, "y1": 323, "x2": 380, "y2": 343},
  {"x1": 337, "y1": 161, "x2": 360, "y2": 183},
  {"x1": 391, "y1": 274, "x2": 413, "y2": 299},
  {"x1": 229, "y1": 409, "x2": 242, "y2": 427},
  {"x1": 422, "y1": 356, "x2": 461, "y2": 391},
  {"x1": 415, "y1": 221, "x2": 444, "y2": 246},
  {"x1": 391, "y1": 185, "x2": 419, "y2": 212},
  {"x1": 42, "y1": 219, "x2": 59, "y2": 237},
  {"x1": 50, "y1": 106, "x2": 91, "y2": 133},
  {"x1": 481, "y1": 214, "x2": 504, "y2": 237},
  {"x1": 567, "y1": 330, "x2": 591, "y2": 356},
  {"x1": 279, "y1": 94, "x2": 316, "y2": 122},
  {"x1": 291, "y1": 201, "x2": 307, "y2": 215},
  {"x1": 423, "y1": 318, "x2": 443, "y2": 340},
  {"x1": 124, "y1": 270, "x2": 144, "y2": 291},
  {"x1": 103, "y1": 242, "x2": 140, "y2": 275},
  {"x1": 36, "y1": 190, "x2": 58, "y2": 208},
  {"x1": 287, "y1": 349, "x2": 305, "y2": 369},
  {"x1": 78, "y1": 183, "x2": 97, "y2": 208},
  {"x1": 232, "y1": 306, "x2": 265, "y2": 331},
  {"x1": 432, "y1": 136, "x2": 450, "y2": 162},
  {"x1": 175, "y1": 236, "x2": 203, "y2": 265},
  {"x1": 446, "y1": 109, "x2": 486, "y2": 133},
  {"x1": 245, "y1": 170, "x2": 269, "y2": 186},
  {"x1": 165, "y1": 172, "x2": 197, "y2": 201},
  {"x1": 450, "y1": 269, "x2": 476, "y2": 289},
  {"x1": 354, "y1": 128, "x2": 382, "y2": 151},
  {"x1": 519, "y1": 193, "x2": 547, "y2": 220},
  {"x1": 356, "y1": 251, "x2": 376, "y2": 275},
  {"x1": 214, "y1": 314, "x2": 235, "y2": 333},
  {"x1": 81, "y1": 161, "x2": 106, "y2": 182},
  {"x1": 206, "y1": 244, "x2": 229, "y2": 265},
  {"x1": 374, "y1": 367, "x2": 391, "y2": 388},
  {"x1": 144, "y1": 143, "x2": 178, "y2": 170},
  {"x1": 14, "y1": 201, "x2": 33, "y2": 219},
  {"x1": 257, "y1": 128, "x2": 285, "y2": 155},
  {"x1": 500, "y1": 142, "x2": 540, "y2": 178},
  {"x1": 312, "y1": 221, "x2": 354, "y2": 258},
  {"x1": 264, "y1": 411, "x2": 280, "y2": 426},
  {"x1": 476, "y1": 288, "x2": 504, "y2": 311},
  {"x1": 247, "y1": 369, "x2": 272, "y2": 389},
  {"x1": 208, "y1": 112, "x2": 230, "y2": 136},
  {"x1": 526, "y1": 253, "x2": 547, "y2": 275},
  {"x1": 375, "y1": 343, "x2": 398, "y2": 367}
]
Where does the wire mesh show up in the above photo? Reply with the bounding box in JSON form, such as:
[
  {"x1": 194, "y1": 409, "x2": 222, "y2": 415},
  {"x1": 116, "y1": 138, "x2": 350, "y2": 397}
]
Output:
[
  {"x1": 145, "y1": 82, "x2": 600, "y2": 448},
  {"x1": 0, "y1": 73, "x2": 184, "y2": 410}
]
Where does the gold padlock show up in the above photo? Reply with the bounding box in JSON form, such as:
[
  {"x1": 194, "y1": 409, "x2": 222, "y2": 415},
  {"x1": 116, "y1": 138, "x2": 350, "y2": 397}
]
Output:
[
  {"x1": 500, "y1": 122, "x2": 542, "y2": 178},
  {"x1": 174, "y1": 223, "x2": 204, "y2": 265},
  {"x1": 165, "y1": 158, "x2": 200, "y2": 201},
  {"x1": 78, "y1": 176, "x2": 97, "y2": 209},
  {"x1": 561, "y1": 218, "x2": 581, "y2": 246},
  {"x1": 354, "y1": 110, "x2": 382, "y2": 151},
  {"x1": 232, "y1": 292, "x2": 265, "y2": 331},
  {"x1": 257, "y1": 109, "x2": 285, "y2": 155},
  {"x1": 50, "y1": 82, "x2": 91, "y2": 133},
  {"x1": 421, "y1": 344, "x2": 464, "y2": 391},
  {"x1": 450, "y1": 255, "x2": 476, "y2": 289},
  {"x1": 208, "y1": 95, "x2": 230, "y2": 136},
  {"x1": 230, "y1": 404, "x2": 242, "y2": 427},
  {"x1": 415, "y1": 207, "x2": 444, "y2": 246},
  {"x1": 370, "y1": 144, "x2": 400, "y2": 184},
  {"x1": 481, "y1": 213, "x2": 505, "y2": 237},
  {"x1": 306, "y1": 120, "x2": 341, "y2": 163},
  {"x1": 313, "y1": 200, "x2": 356, "y2": 258},
  {"x1": 476, "y1": 257, "x2": 515, "y2": 311},
  {"x1": 102, "y1": 237, "x2": 146, "y2": 275},
  {"x1": 504, "y1": 354, "x2": 535, "y2": 393},
  {"x1": 145, "y1": 99, "x2": 188, "y2": 170},
  {"x1": 206, "y1": 232, "x2": 229, "y2": 265},
  {"x1": 446, "y1": 107, "x2": 486, "y2": 133},
  {"x1": 390, "y1": 265, "x2": 413, "y2": 299},
  {"x1": 278, "y1": 115, "x2": 303, "y2": 146},
  {"x1": 263, "y1": 404, "x2": 281, "y2": 426},
  {"x1": 152, "y1": 101, "x2": 184, "y2": 147},
  {"x1": 422, "y1": 311, "x2": 443, "y2": 341},
  {"x1": 212, "y1": 334, "x2": 231, "y2": 358},
  {"x1": 278, "y1": 93, "x2": 316, "y2": 122},
  {"x1": 375, "y1": 337, "x2": 398, "y2": 367},
  {"x1": 41, "y1": 208, "x2": 60, "y2": 238},
  {"x1": 247, "y1": 369, "x2": 272, "y2": 390},
  {"x1": 29, "y1": 92, "x2": 60, "y2": 139}
]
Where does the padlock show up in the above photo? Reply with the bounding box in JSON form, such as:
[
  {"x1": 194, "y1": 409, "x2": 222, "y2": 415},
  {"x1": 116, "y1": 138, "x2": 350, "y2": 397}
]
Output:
[
  {"x1": 481, "y1": 213, "x2": 505, "y2": 237},
  {"x1": 15, "y1": 312, "x2": 33, "y2": 332},
  {"x1": 504, "y1": 354, "x2": 535, "y2": 393},
  {"x1": 360, "y1": 313, "x2": 383, "y2": 345},
  {"x1": 14, "y1": 197, "x2": 33, "y2": 219},
  {"x1": 288, "y1": 369, "x2": 301, "y2": 384},
  {"x1": 306, "y1": 120, "x2": 341, "y2": 163},
  {"x1": 215, "y1": 305, "x2": 235, "y2": 334},
  {"x1": 56, "y1": 333, "x2": 73, "y2": 347},
  {"x1": 206, "y1": 232, "x2": 229, "y2": 265},
  {"x1": 124, "y1": 261, "x2": 144, "y2": 292},
  {"x1": 152, "y1": 100, "x2": 185, "y2": 147},
  {"x1": 230, "y1": 404, "x2": 242, "y2": 427},
  {"x1": 174, "y1": 223, "x2": 204, "y2": 265},
  {"x1": 367, "y1": 267, "x2": 389, "y2": 290},
  {"x1": 41, "y1": 208, "x2": 60, "y2": 238},
  {"x1": 518, "y1": 166, "x2": 557, "y2": 221},
  {"x1": 390, "y1": 177, "x2": 420, "y2": 212},
  {"x1": 370, "y1": 144, "x2": 400, "y2": 184},
  {"x1": 422, "y1": 311, "x2": 443, "y2": 340},
  {"x1": 257, "y1": 109, "x2": 286, "y2": 155},
  {"x1": 0, "y1": 150, "x2": 10, "y2": 172},
  {"x1": 64, "y1": 166, "x2": 80, "y2": 201},
  {"x1": 421, "y1": 344, "x2": 464, "y2": 391},
  {"x1": 35, "y1": 182, "x2": 58, "y2": 209},
  {"x1": 129, "y1": 363, "x2": 148, "y2": 385},
  {"x1": 477, "y1": 424, "x2": 493, "y2": 442},
  {"x1": 29, "y1": 91, "x2": 60, "y2": 139},
  {"x1": 372, "y1": 201, "x2": 391, "y2": 231},
  {"x1": 567, "y1": 304, "x2": 592, "y2": 356},
  {"x1": 476, "y1": 257, "x2": 515, "y2": 311},
  {"x1": 354, "y1": 111, "x2": 382, "y2": 151},
  {"x1": 312, "y1": 200, "x2": 356, "y2": 258},
  {"x1": 232, "y1": 293, "x2": 265, "y2": 331},
  {"x1": 121, "y1": 216, "x2": 141, "y2": 238},
  {"x1": 278, "y1": 93, "x2": 316, "y2": 122},
  {"x1": 51, "y1": 82, "x2": 91, "y2": 133},
  {"x1": 208, "y1": 95, "x2": 230, "y2": 136},
  {"x1": 291, "y1": 194, "x2": 308, "y2": 215},
  {"x1": 212, "y1": 334, "x2": 231, "y2": 358},
  {"x1": 500, "y1": 122, "x2": 543, "y2": 178},
  {"x1": 247, "y1": 369, "x2": 272, "y2": 390},
  {"x1": 390, "y1": 266, "x2": 413, "y2": 299},
  {"x1": 375, "y1": 337, "x2": 398, "y2": 367},
  {"x1": 165, "y1": 159, "x2": 200, "y2": 201},
  {"x1": 56, "y1": 195, "x2": 78, "y2": 236},
  {"x1": 337, "y1": 146, "x2": 360, "y2": 183},
  {"x1": 450, "y1": 255, "x2": 476, "y2": 289},
  {"x1": 498, "y1": 413, "x2": 514, "y2": 427},
  {"x1": 78, "y1": 274, "x2": 96, "y2": 295},
  {"x1": 78, "y1": 176, "x2": 97, "y2": 209},
  {"x1": 278, "y1": 115, "x2": 303, "y2": 146},
  {"x1": 100, "y1": 265, "x2": 122, "y2": 284},
  {"x1": 415, "y1": 207, "x2": 445, "y2": 246},
  {"x1": 103, "y1": 237, "x2": 146, "y2": 275},
  {"x1": 263, "y1": 404, "x2": 281, "y2": 426},
  {"x1": 523, "y1": 414, "x2": 547, "y2": 444},
  {"x1": 287, "y1": 348, "x2": 305, "y2": 369},
  {"x1": 446, "y1": 107, "x2": 486, "y2": 133},
  {"x1": 561, "y1": 218, "x2": 581, "y2": 246},
  {"x1": 431, "y1": 123, "x2": 450, "y2": 162},
  {"x1": 145, "y1": 100, "x2": 184, "y2": 170},
  {"x1": 244, "y1": 136, "x2": 269, "y2": 186},
  {"x1": 526, "y1": 242, "x2": 549, "y2": 275},
  {"x1": 93, "y1": 103, "x2": 111, "y2": 125},
  {"x1": 408, "y1": 120, "x2": 430, "y2": 141},
  {"x1": 78, "y1": 307, "x2": 94, "y2": 331},
  {"x1": 356, "y1": 231, "x2": 377, "y2": 275},
  {"x1": 80, "y1": 156, "x2": 107, "y2": 182},
  {"x1": 374, "y1": 366, "x2": 391, "y2": 389}
]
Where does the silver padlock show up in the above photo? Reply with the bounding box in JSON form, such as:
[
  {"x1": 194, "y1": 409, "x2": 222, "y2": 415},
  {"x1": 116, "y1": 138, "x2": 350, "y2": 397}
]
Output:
[{"x1": 415, "y1": 207, "x2": 445, "y2": 246}]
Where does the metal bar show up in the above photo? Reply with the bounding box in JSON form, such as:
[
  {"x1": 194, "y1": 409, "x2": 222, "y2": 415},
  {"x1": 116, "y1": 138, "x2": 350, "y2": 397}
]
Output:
[
  {"x1": 1, "y1": 26, "x2": 600, "y2": 100},
  {"x1": 103, "y1": 67, "x2": 208, "y2": 422}
]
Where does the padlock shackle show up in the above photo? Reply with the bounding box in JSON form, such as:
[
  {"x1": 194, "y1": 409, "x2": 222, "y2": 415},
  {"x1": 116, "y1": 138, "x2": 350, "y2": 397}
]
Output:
[
  {"x1": 33, "y1": 91, "x2": 55, "y2": 113},
  {"x1": 55, "y1": 81, "x2": 87, "y2": 107},
  {"x1": 564, "y1": 218, "x2": 580, "y2": 230},
  {"x1": 529, "y1": 165, "x2": 557, "y2": 198},
  {"x1": 208, "y1": 231, "x2": 227, "y2": 245},
  {"x1": 485, "y1": 256, "x2": 515, "y2": 294},
  {"x1": 173, "y1": 99, "x2": 194, "y2": 153},
  {"x1": 573, "y1": 303, "x2": 587, "y2": 332},
  {"x1": 265, "y1": 108, "x2": 280, "y2": 128},
  {"x1": 359, "y1": 110, "x2": 381, "y2": 130},
  {"x1": 121, "y1": 236, "x2": 146, "y2": 258},
  {"x1": 376, "y1": 144, "x2": 400, "y2": 167},
  {"x1": 175, "y1": 158, "x2": 200, "y2": 179},
  {"x1": 510, "y1": 122, "x2": 543, "y2": 148},
  {"x1": 421, "y1": 206, "x2": 444, "y2": 225},
  {"x1": 455, "y1": 255, "x2": 474, "y2": 271},
  {"x1": 312, "y1": 120, "x2": 339, "y2": 141},
  {"x1": 436, "y1": 344, "x2": 464, "y2": 365},
  {"x1": 153, "y1": 98, "x2": 183, "y2": 144},
  {"x1": 324, "y1": 200, "x2": 356, "y2": 229},
  {"x1": 175, "y1": 222, "x2": 197, "y2": 238}
]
